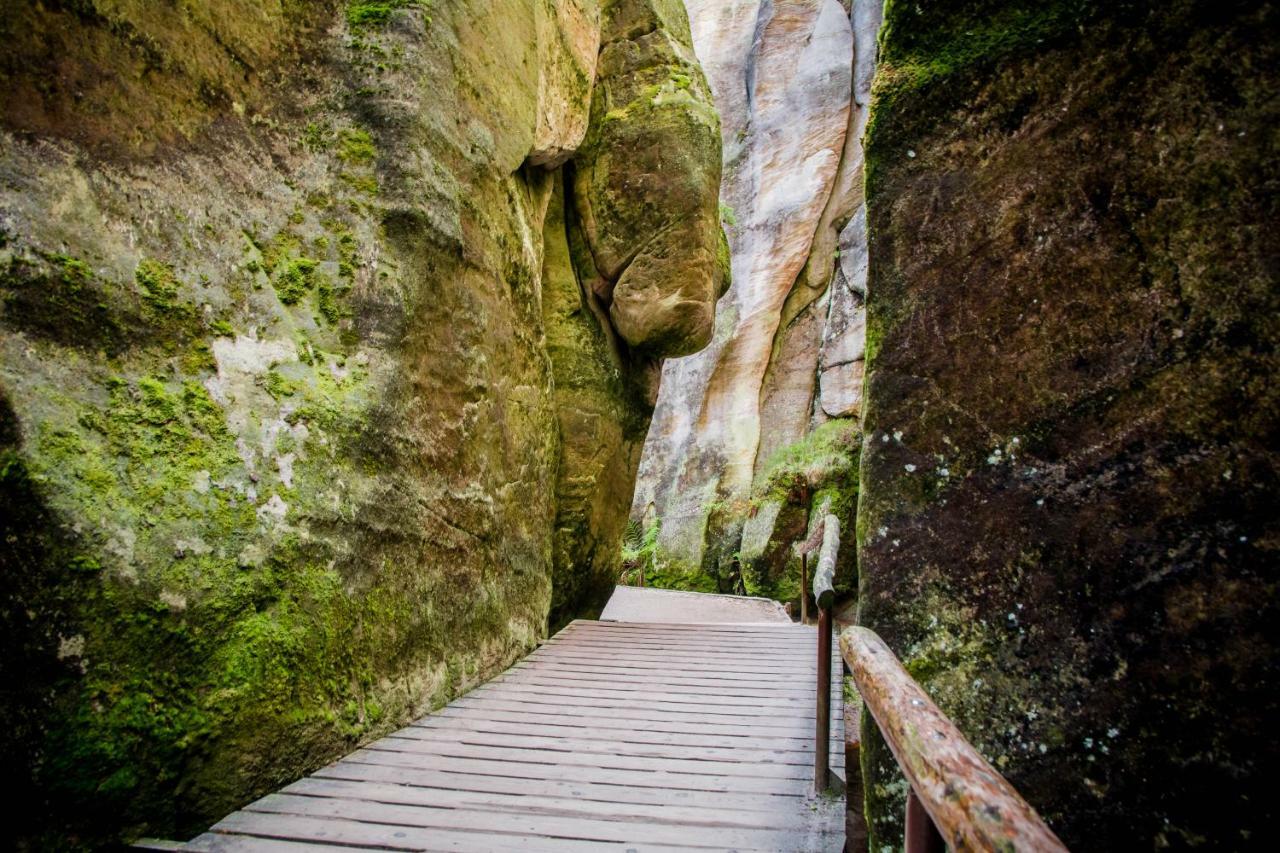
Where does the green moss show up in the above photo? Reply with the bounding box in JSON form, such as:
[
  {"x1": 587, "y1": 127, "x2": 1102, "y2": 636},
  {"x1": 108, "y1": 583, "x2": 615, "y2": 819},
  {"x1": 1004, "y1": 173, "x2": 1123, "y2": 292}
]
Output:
[
  {"x1": 755, "y1": 418, "x2": 862, "y2": 505},
  {"x1": 345, "y1": 0, "x2": 420, "y2": 30},
  {"x1": 134, "y1": 259, "x2": 183, "y2": 315},
  {"x1": 336, "y1": 128, "x2": 376, "y2": 164},
  {"x1": 717, "y1": 202, "x2": 737, "y2": 227},
  {"x1": 301, "y1": 121, "x2": 332, "y2": 152},
  {"x1": 263, "y1": 370, "x2": 298, "y2": 400},
  {"x1": 316, "y1": 275, "x2": 349, "y2": 325},
  {"x1": 339, "y1": 172, "x2": 379, "y2": 196},
  {"x1": 273, "y1": 257, "x2": 319, "y2": 305}
]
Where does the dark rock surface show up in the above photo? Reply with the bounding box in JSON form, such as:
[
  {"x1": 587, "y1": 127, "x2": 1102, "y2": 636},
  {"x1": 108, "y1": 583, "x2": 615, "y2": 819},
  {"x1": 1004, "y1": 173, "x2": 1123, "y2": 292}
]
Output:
[{"x1": 857, "y1": 0, "x2": 1279, "y2": 848}]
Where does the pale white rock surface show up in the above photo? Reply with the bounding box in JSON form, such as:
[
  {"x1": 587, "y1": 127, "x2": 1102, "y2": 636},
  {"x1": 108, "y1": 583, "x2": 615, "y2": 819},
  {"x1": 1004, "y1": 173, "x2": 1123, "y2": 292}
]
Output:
[{"x1": 632, "y1": 0, "x2": 882, "y2": 573}]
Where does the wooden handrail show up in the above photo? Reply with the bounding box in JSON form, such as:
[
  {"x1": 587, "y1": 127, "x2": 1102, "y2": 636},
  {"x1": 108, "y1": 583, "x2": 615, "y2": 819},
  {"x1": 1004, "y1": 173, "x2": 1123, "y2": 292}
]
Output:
[
  {"x1": 841, "y1": 626, "x2": 1070, "y2": 852},
  {"x1": 812, "y1": 513, "x2": 838, "y2": 609}
]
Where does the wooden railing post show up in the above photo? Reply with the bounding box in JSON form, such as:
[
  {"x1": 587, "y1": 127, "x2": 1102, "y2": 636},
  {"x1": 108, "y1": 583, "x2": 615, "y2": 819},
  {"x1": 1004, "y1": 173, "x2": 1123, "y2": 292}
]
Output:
[
  {"x1": 812, "y1": 513, "x2": 839, "y2": 793},
  {"x1": 800, "y1": 552, "x2": 809, "y2": 624},
  {"x1": 906, "y1": 789, "x2": 945, "y2": 853},
  {"x1": 815, "y1": 601, "x2": 831, "y2": 792}
]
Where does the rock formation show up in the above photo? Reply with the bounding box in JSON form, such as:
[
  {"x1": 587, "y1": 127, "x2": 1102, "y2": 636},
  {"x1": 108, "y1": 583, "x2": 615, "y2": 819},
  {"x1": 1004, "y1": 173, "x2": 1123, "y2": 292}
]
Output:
[
  {"x1": 856, "y1": 0, "x2": 1279, "y2": 847},
  {"x1": 630, "y1": 0, "x2": 882, "y2": 602},
  {"x1": 0, "y1": 0, "x2": 722, "y2": 843}
]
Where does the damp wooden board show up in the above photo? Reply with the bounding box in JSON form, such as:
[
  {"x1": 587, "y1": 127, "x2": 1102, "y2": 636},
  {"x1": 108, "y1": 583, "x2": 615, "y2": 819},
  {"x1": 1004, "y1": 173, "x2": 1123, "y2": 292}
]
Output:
[{"x1": 185, "y1": 619, "x2": 845, "y2": 852}]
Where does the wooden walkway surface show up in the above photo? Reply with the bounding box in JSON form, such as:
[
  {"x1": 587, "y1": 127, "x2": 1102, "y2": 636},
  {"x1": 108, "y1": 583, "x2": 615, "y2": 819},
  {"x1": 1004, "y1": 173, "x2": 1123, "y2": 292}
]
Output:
[{"x1": 184, "y1": 619, "x2": 845, "y2": 852}]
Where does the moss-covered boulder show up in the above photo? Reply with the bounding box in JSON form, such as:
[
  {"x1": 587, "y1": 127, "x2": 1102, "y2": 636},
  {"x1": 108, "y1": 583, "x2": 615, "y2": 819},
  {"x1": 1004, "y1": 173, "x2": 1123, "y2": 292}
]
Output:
[
  {"x1": 857, "y1": 0, "x2": 1279, "y2": 847},
  {"x1": 572, "y1": 0, "x2": 725, "y2": 357}
]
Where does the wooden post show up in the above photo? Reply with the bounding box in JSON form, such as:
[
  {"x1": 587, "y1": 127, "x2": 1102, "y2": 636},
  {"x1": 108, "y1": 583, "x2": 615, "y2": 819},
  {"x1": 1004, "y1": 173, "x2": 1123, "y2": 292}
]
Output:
[
  {"x1": 845, "y1": 692, "x2": 869, "y2": 853},
  {"x1": 906, "y1": 789, "x2": 945, "y2": 853},
  {"x1": 812, "y1": 513, "x2": 838, "y2": 794},
  {"x1": 800, "y1": 552, "x2": 809, "y2": 624},
  {"x1": 815, "y1": 601, "x2": 832, "y2": 793}
]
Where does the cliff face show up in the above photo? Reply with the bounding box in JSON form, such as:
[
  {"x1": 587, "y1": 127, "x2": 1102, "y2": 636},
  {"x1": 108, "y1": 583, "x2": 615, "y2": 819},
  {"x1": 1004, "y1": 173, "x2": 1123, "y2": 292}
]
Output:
[
  {"x1": 630, "y1": 0, "x2": 881, "y2": 601},
  {"x1": 857, "y1": 0, "x2": 1279, "y2": 847},
  {"x1": 0, "y1": 0, "x2": 721, "y2": 843}
]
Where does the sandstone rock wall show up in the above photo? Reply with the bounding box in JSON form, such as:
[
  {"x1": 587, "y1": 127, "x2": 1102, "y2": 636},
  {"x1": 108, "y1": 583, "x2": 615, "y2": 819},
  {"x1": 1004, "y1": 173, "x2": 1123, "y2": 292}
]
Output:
[
  {"x1": 631, "y1": 0, "x2": 881, "y2": 599},
  {"x1": 0, "y1": 0, "x2": 721, "y2": 843},
  {"x1": 857, "y1": 0, "x2": 1279, "y2": 847}
]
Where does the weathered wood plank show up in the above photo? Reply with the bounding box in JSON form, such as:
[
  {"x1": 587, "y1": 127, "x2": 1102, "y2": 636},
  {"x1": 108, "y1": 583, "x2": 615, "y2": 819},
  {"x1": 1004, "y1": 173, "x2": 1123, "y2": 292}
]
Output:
[
  {"x1": 284, "y1": 776, "x2": 815, "y2": 830},
  {"x1": 185, "y1": 834, "x2": 370, "y2": 852},
  {"x1": 413, "y1": 712, "x2": 817, "y2": 749},
  {"x1": 483, "y1": 671, "x2": 814, "y2": 701},
  {"x1": 442, "y1": 696, "x2": 823, "y2": 733},
  {"x1": 342, "y1": 747, "x2": 813, "y2": 795},
  {"x1": 501, "y1": 668, "x2": 837, "y2": 699},
  {"x1": 207, "y1": 812, "x2": 700, "y2": 852},
  {"x1": 245, "y1": 791, "x2": 817, "y2": 850},
  {"x1": 365, "y1": 733, "x2": 814, "y2": 779},
  {"x1": 455, "y1": 687, "x2": 816, "y2": 722},
  {"x1": 312, "y1": 760, "x2": 811, "y2": 813},
  {"x1": 395, "y1": 724, "x2": 814, "y2": 764},
  {"x1": 526, "y1": 650, "x2": 829, "y2": 674}
]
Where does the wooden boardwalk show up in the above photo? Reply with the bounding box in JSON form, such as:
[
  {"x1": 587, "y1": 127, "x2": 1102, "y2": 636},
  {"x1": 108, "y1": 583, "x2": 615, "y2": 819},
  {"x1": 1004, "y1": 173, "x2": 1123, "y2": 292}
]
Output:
[{"x1": 184, "y1": 619, "x2": 844, "y2": 852}]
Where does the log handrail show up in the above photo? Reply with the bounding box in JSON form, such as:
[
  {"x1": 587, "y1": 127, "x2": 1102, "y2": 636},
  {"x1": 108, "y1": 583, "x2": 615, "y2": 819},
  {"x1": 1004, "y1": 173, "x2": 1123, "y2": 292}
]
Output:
[{"x1": 841, "y1": 626, "x2": 1070, "y2": 852}]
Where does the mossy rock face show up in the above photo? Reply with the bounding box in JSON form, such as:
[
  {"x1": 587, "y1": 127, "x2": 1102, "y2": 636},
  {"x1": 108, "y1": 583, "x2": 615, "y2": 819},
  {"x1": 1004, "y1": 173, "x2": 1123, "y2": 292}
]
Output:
[
  {"x1": 858, "y1": 0, "x2": 1279, "y2": 847},
  {"x1": 0, "y1": 0, "x2": 720, "y2": 845},
  {"x1": 743, "y1": 418, "x2": 862, "y2": 606}
]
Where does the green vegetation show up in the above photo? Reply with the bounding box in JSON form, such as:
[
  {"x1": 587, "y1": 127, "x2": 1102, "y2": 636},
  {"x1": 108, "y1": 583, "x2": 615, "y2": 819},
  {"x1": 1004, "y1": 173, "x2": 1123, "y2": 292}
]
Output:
[
  {"x1": 619, "y1": 519, "x2": 660, "y2": 585},
  {"x1": 346, "y1": 0, "x2": 420, "y2": 30},
  {"x1": 273, "y1": 257, "x2": 320, "y2": 305},
  {"x1": 755, "y1": 417, "x2": 861, "y2": 508},
  {"x1": 337, "y1": 128, "x2": 377, "y2": 164},
  {"x1": 718, "y1": 201, "x2": 737, "y2": 227}
]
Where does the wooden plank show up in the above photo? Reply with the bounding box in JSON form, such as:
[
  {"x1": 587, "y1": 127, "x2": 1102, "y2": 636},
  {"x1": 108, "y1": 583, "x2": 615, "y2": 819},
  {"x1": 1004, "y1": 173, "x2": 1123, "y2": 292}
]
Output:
[
  {"x1": 499, "y1": 667, "x2": 833, "y2": 699},
  {"x1": 368, "y1": 732, "x2": 814, "y2": 779},
  {"x1": 340, "y1": 747, "x2": 812, "y2": 796},
  {"x1": 569, "y1": 620, "x2": 810, "y2": 636},
  {"x1": 207, "y1": 811, "x2": 701, "y2": 853},
  {"x1": 412, "y1": 714, "x2": 818, "y2": 752},
  {"x1": 428, "y1": 702, "x2": 818, "y2": 738},
  {"x1": 527, "y1": 648, "x2": 828, "y2": 673},
  {"x1": 538, "y1": 638, "x2": 824, "y2": 657},
  {"x1": 395, "y1": 724, "x2": 814, "y2": 764},
  {"x1": 246, "y1": 791, "x2": 814, "y2": 850},
  {"x1": 185, "y1": 834, "x2": 372, "y2": 851},
  {"x1": 551, "y1": 632, "x2": 817, "y2": 651},
  {"x1": 312, "y1": 760, "x2": 811, "y2": 813},
  {"x1": 363, "y1": 736, "x2": 813, "y2": 781},
  {"x1": 445, "y1": 695, "x2": 822, "y2": 733},
  {"x1": 506, "y1": 659, "x2": 842, "y2": 690},
  {"x1": 483, "y1": 671, "x2": 814, "y2": 701},
  {"x1": 284, "y1": 776, "x2": 818, "y2": 830},
  {"x1": 461, "y1": 685, "x2": 813, "y2": 720}
]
